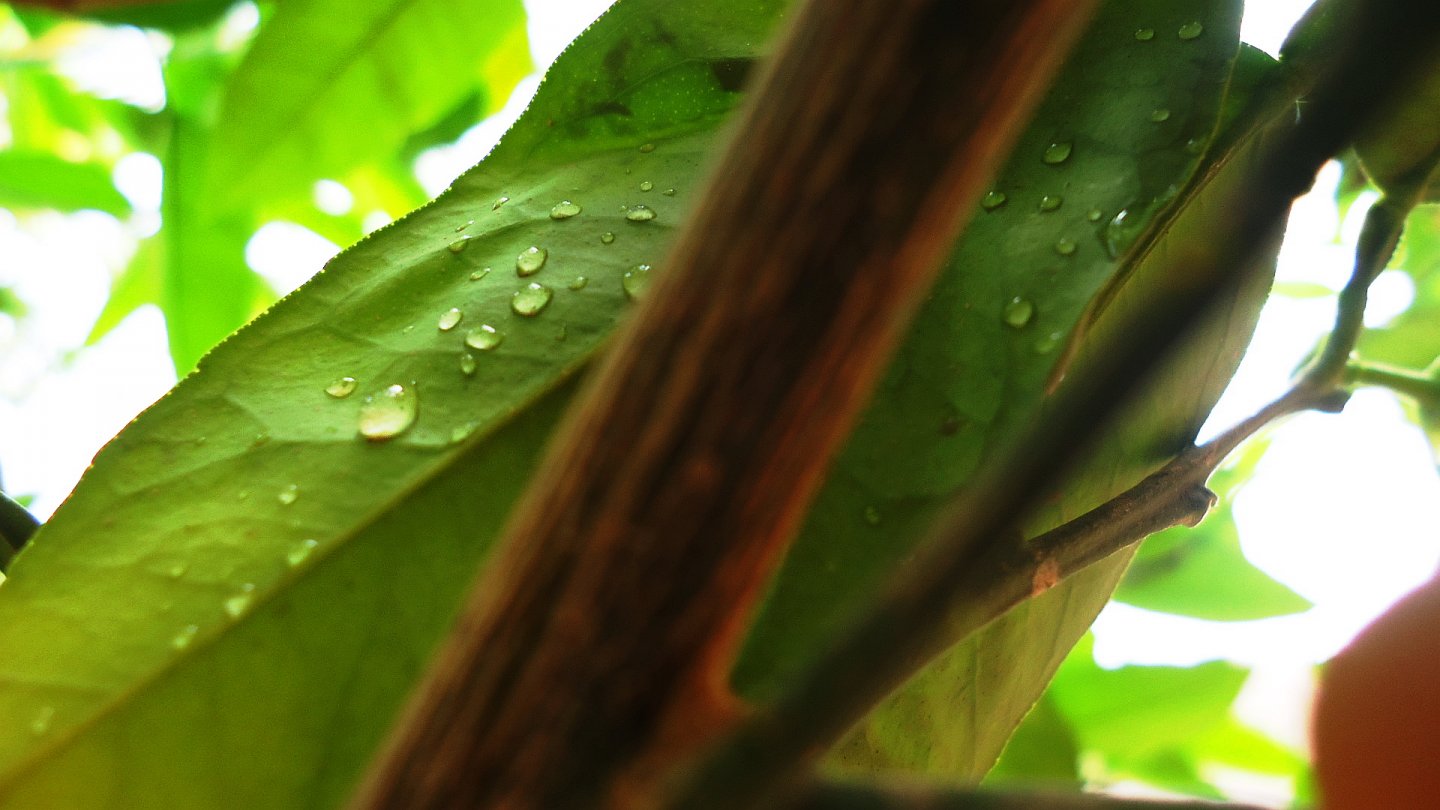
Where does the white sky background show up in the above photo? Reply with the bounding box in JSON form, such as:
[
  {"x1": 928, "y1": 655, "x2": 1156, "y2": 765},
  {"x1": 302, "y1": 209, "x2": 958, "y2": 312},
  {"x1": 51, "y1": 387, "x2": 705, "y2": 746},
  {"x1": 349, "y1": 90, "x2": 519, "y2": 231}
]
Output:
[{"x1": 2, "y1": 1, "x2": 1437, "y2": 801}]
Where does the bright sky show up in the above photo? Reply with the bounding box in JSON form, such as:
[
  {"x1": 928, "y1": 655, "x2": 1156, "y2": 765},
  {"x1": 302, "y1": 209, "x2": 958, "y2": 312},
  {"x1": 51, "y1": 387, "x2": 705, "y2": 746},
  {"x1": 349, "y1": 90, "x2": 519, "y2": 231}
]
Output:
[{"x1": 2, "y1": 3, "x2": 1436, "y2": 803}]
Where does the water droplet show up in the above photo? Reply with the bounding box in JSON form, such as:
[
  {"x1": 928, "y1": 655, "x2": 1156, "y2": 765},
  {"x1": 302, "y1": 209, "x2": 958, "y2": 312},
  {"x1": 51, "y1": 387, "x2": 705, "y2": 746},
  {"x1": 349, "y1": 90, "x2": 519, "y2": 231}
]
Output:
[
  {"x1": 455, "y1": 220, "x2": 473, "y2": 232},
  {"x1": 358, "y1": 384, "x2": 418, "y2": 441},
  {"x1": 171, "y1": 624, "x2": 199, "y2": 650},
  {"x1": 252, "y1": 433, "x2": 271, "y2": 447},
  {"x1": 450, "y1": 423, "x2": 478, "y2": 444},
  {"x1": 492, "y1": 196, "x2": 509, "y2": 210},
  {"x1": 30, "y1": 706, "x2": 54, "y2": 736},
  {"x1": 1185, "y1": 137, "x2": 1205, "y2": 155},
  {"x1": 638, "y1": 143, "x2": 656, "y2": 153},
  {"x1": 401, "y1": 324, "x2": 416, "y2": 334},
  {"x1": 1086, "y1": 208, "x2": 1104, "y2": 222},
  {"x1": 1149, "y1": 108, "x2": 1171, "y2": 123},
  {"x1": 1054, "y1": 237, "x2": 1077, "y2": 256},
  {"x1": 1003, "y1": 297, "x2": 1035, "y2": 329},
  {"x1": 639, "y1": 180, "x2": 654, "y2": 192},
  {"x1": 1034, "y1": 330, "x2": 1064, "y2": 355},
  {"x1": 1042, "y1": 142, "x2": 1073, "y2": 165},
  {"x1": 863, "y1": 506, "x2": 882, "y2": 526},
  {"x1": 661, "y1": 188, "x2": 676, "y2": 196},
  {"x1": 224, "y1": 583, "x2": 256, "y2": 618},
  {"x1": 568, "y1": 276, "x2": 589, "y2": 291},
  {"x1": 447, "y1": 236, "x2": 470, "y2": 254},
  {"x1": 625, "y1": 205, "x2": 656, "y2": 222},
  {"x1": 550, "y1": 200, "x2": 581, "y2": 220},
  {"x1": 286, "y1": 538, "x2": 319, "y2": 567},
  {"x1": 600, "y1": 232, "x2": 616, "y2": 245},
  {"x1": 1178, "y1": 21, "x2": 1204, "y2": 40},
  {"x1": 516, "y1": 246, "x2": 548, "y2": 276},
  {"x1": 465, "y1": 324, "x2": 504, "y2": 351},
  {"x1": 1039, "y1": 194, "x2": 1063, "y2": 212},
  {"x1": 278, "y1": 484, "x2": 299, "y2": 505},
  {"x1": 469, "y1": 267, "x2": 492, "y2": 281},
  {"x1": 1134, "y1": 28, "x2": 1155, "y2": 41},
  {"x1": 437, "y1": 307, "x2": 464, "y2": 331},
  {"x1": 622, "y1": 264, "x2": 652, "y2": 301},
  {"x1": 459, "y1": 352, "x2": 477, "y2": 375},
  {"x1": 325, "y1": 376, "x2": 357, "y2": 398},
  {"x1": 511, "y1": 283, "x2": 554, "y2": 317},
  {"x1": 1102, "y1": 208, "x2": 1140, "y2": 259},
  {"x1": 167, "y1": 562, "x2": 187, "y2": 579},
  {"x1": 981, "y1": 190, "x2": 1007, "y2": 211}
]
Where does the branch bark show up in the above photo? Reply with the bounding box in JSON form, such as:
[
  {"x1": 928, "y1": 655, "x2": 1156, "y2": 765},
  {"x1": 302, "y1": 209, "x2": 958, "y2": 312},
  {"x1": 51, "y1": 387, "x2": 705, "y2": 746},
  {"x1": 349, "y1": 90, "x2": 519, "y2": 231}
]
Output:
[{"x1": 352, "y1": 1, "x2": 1096, "y2": 808}]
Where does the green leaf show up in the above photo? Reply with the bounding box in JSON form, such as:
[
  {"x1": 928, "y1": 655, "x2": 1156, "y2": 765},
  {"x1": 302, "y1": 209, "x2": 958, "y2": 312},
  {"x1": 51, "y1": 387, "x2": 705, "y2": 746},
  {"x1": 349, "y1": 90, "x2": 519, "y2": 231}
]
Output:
[
  {"x1": 1357, "y1": 204, "x2": 1440, "y2": 369},
  {"x1": 742, "y1": 5, "x2": 1276, "y2": 782},
  {"x1": 984, "y1": 695, "x2": 1082, "y2": 790},
  {"x1": 0, "y1": 0, "x2": 782, "y2": 805},
  {"x1": 0, "y1": 151, "x2": 129, "y2": 215},
  {"x1": 207, "y1": 0, "x2": 532, "y2": 208},
  {"x1": 1115, "y1": 438, "x2": 1311, "y2": 621}
]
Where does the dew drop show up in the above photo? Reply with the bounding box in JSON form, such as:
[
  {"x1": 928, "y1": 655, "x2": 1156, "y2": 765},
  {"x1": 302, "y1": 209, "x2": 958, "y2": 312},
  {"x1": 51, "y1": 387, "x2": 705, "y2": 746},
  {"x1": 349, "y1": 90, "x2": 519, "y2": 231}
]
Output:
[
  {"x1": 1003, "y1": 297, "x2": 1035, "y2": 329},
  {"x1": 1086, "y1": 207, "x2": 1104, "y2": 222},
  {"x1": 286, "y1": 538, "x2": 319, "y2": 567},
  {"x1": 511, "y1": 283, "x2": 554, "y2": 317},
  {"x1": 550, "y1": 200, "x2": 582, "y2": 220},
  {"x1": 638, "y1": 143, "x2": 656, "y2": 153},
  {"x1": 639, "y1": 180, "x2": 654, "y2": 192},
  {"x1": 1134, "y1": 27, "x2": 1155, "y2": 41},
  {"x1": 492, "y1": 195, "x2": 509, "y2": 210},
  {"x1": 1149, "y1": 108, "x2": 1171, "y2": 123},
  {"x1": 277, "y1": 484, "x2": 299, "y2": 505},
  {"x1": 516, "y1": 246, "x2": 548, "y2": 276},
  {"x1": 465, "y1": 324, "x2": 504, "y2": 351},
  {"x1": 661, "y1": 187, "x2": 676, "y2": 196},
  {"x1": 171, "y1": 624, "x2": 199, "y2": 650},
  {"x1": 625, "y1": 204, "x2": 656, "y2": 222},
  {"x1": 447, "y1": 236, "x2": 470, "y2": 254},
  {"x1": 358, "y1": 383, "x2": 418, "y2": 441},
  {"x1": 455, "y1": 220, "x2": 473, "y2": 232},
  {"x1": 555, "y1": 322, "x2": 568, "y2": 342},
  {"x1": 451, "y1": 423, "x2": 478, "y2": 444},
  {"x1": 167, "y1": 562, "x2": 188, "y2": 579},
  {"x1": 863, "y1": 506, "x2": 882, "y2": 526},
  {"x1": 622, "y1": 264, "x2": 652, "y2": 301},
  {"x1": 469, "y1": 267, "x2": 492, "y2": 281},
  {"x1": 1042, "y1": 142, "x2": 1073, "y2": 165},
  {"x1": 224, "y1": 583, "x2": 256, "y2": 618},
  {"x1": 1185, "y1": 137, "x2": 1205, "y2": 155},
  {"x1": 325, "y1": 376, "x2": 358, "y2": 399},
  {"x1": 1102, "y1": 208, "x2": 1140, "y2": 259},
  {"x1": 600, "y1": 231, "x2": 616, "y2": 245},
  {"x1": 30, "y1": 706, "x2": 54, "y2": 736},
  {"x1": 437, "y1": 307, "x2": 464, "y2": 331},
  {"x1": 1055, "y1": 237, "x2": 1077, "y2": 256},
  {"x1": 568, "y1": 275, "x2": 589, "y2": 291},
  {"x1": 1039, "y1": 194, "x2": 1063, "y2": 212},
  {"x1": 981, "y1": 190, "x2": 1007, "y2": 211},
  {"x1": 1178, "y1": 21, "x2": 1204, "y2": 40},
  {"x1": 459, "y1": 352, "x2": 477, "y2": 375},
  {"x1": 1034, "y1": 330, "x2": 1064, "y2": 355}
]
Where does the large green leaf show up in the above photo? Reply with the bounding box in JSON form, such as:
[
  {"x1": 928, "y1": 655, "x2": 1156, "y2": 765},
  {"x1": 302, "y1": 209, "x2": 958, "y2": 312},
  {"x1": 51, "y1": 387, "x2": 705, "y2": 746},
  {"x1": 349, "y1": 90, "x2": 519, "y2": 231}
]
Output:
[
  {"x1": 0, "y1": 0, "x2": 783, "y2": 805},
  {"x1": 207, "y1": 0, "x2": 531, "y2": 208},
  {"x1": 743, "y1": 6, "x2": 1279, "y2": 781},
  {"x1": 1115, "y1": 438, "x2": 1311, "y2": 621},
  {"x1": 0, "y1": 151, "x2": 130, "y2": 215}
]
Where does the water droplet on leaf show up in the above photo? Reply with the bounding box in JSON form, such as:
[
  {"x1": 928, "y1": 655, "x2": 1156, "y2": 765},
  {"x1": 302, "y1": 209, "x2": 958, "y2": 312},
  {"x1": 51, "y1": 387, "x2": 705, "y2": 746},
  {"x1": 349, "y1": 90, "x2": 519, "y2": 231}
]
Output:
[
  {"x1": 278, "y1": 484, "x2": 299, "y2": 505},
  {"x1": 358, "y1": 384, "x2": 418, "y2": 441},
  {"x1": 1134, "y1": 28, "x2": 1155, "y2": 41},
  {"x1": 600, "y1": 232, "x2": 616, "y2": 245},
  {"x1": 465, "y1": 324, "x2": 504, "y2": 351},
  {"x1": 470, "y1": 267, "x2": 491, "y2": 281},
  {"x1": 622, "y1": 264, "x2": 652, "y2": 301},
  {"x1": 30, "y1": 706, "x2": 54, "y2": 736},
  {"x1": 981, "y1": 190, "x2": 1007, "y2": 211},
  {"x1": 638, "y1": 143, "x2": 656, "y2": 153},
  {"x1": 286, "y1": 538, "x2": 319, "y2": 567},
  {"x1": 625, "y1": 205, "x2": 656, "y2": 222},
  {"x1": 492, "y1": 196, "x2": 509, "y2": 210},
  {"x1": 325, "y1": 376, "x2": 357, "y2": 398},
  {"x1": 1003, "y1": 297, "x2": 1035, "y2": 329},
  {"x1": 516, "y1": 246, "x2": 548, "y2": 276},
  {"x1": 1055, "y1": 237, "x2": 1077, "y2": 256},
  {"x1": 171, "y1": 624, "x2": 199, "y2": 650},
  {"x1": 1149, "y1": 108, "x2": 1171, "y2": 123},
  {"x1": 224, "y1": 583, "x2": 256, "y2": 618},
  {"x1": 437, "y1": 307, "x2": 463, "y2": 331},
  {"x1": 568, "y1": 276, "x2": 589, "y2": 291},
  {"x1": 1178, "y1": 21, "x2": 1204, "y2": 40},
  {"x1": 1039, "y1": 194, "x2": 1063, "y2": 212},
  {"x1": 550, "y1": 200, "x2": 581, "y2": 220},
  {"x1": 511, "y1": 283, "x2": 554, "y2": 317},
  {"x1": 639, "y1": 181, "x2": 654, "y2": 192},
  {"x1": 447, "y1": 237, "x2": 470, "y2": 254},
  {"x1": 1042, "y1": 142, "x2": 1073, "y2": 165},
  {"x1": 1087, "y1": 208, "x2": 1104, "y2": 222},
  {"x1": 459, "y1": 353, "x2": 477, "y2": 375}
]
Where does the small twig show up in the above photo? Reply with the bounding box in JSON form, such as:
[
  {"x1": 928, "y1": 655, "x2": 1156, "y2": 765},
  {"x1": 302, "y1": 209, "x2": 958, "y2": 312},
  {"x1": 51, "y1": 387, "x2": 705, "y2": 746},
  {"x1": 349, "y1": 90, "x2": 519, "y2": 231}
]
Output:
[
  {"x1": 1346, "y1": 360, "x2": 1440, "y2": 403},
  {"x1": 783, "y1": 781, "x2": 1267, "y2": 810}
]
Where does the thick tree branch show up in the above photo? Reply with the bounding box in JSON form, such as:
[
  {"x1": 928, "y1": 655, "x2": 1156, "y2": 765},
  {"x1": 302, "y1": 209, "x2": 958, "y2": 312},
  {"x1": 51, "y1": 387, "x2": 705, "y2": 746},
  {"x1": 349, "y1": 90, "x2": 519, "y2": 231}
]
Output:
[
  {"x1": 673, "y1": 4, "x2": 1440, "y2": 807},
  {"x1": 353, "y1": 1, "x2": 1098, "y2": 808}
]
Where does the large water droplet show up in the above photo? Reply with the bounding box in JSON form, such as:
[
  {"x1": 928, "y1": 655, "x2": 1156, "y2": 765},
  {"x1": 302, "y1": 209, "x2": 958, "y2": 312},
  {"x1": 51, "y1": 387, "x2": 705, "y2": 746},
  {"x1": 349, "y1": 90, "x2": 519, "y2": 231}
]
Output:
[
  {"x1": 1178, "y1": 21, "x2": 1204, "y2": 40},
  {"x1": 286, "y1": 538, "x2": 319, "y2": 567},
  {"x1": 639, "y1": 181, "x2": 654, "y2": 192},
  {"x1": 625, "y1": 204, "x2": 656, "y2": 222},
  {"x1": 981, "y1": 190, "x2": 1007, "y2": 211},
  {"x1": 600, "y1": 231, "x2": 616, "y2": 245},
  {"x1": 1134, "y1": 28, "x2": 1155, "y2": 41},
  {"x1": 447, "y1": 236, "x2": 470, "y2": 254},
  {"x1": 516, "y1": 246, "x2": 548, "y2": 276},
  {"x1": 459, "y1": 352, "x2": 477, "y2": 375},
  {"x1": 622, "y1": 264, "x2": 652, "y2": 301},
  {"x1": 550, "y1": 200, "x2": 582, "y2": 220},
  {"x1": 358, "y1": 384, "x2": 418, "y2": 441},
  {"x1": 1003, "y1": 297, "x2": 1035, "y2": 329},
  {"x1": 171, "y1": 624, "x2": 199, "y2": 650},
  {"x1": 278, "y1": 484, "x2": 299, "y2": 505},
  {"x1": 224, "y1": 583, "x2": 256, "y2": 618},
  {"x1": 1042, "y1": 142, "x2": 1073, "y2": 165},
  {"x1": 1039, "y1": 194, "x2": 1063, "y2": 212},
  {"x1": 1054, "y1": 237, "x2": 1077, "y2": 256},
  {"x1": 437, "y1": 307, "x2": 463, "y2": 331},
  {"x1": 568, "y1": 276, "x2": 589, "y2": 291},
  {"x1": 30, "y1": 706, "x2": 54, "y2": 736},
  {"x1": 1149, "y1": 108, "x2": 1171, "y2": 123},
  {"x1": 511, "y1": 283, "x2": 554, "y2": 317},
  {"x1": 325, "y1": 376, "x2": 358, "y2": 399},
  {"x1": 465, "y1": 324, "x2": 504, "y2": 351}
]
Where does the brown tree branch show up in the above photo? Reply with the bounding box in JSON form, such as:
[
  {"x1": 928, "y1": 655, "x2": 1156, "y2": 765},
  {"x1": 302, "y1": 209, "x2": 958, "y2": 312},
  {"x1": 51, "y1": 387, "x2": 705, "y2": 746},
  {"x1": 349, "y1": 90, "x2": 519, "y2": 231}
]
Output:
[
  {"x1": 351, "y1": 1, "x2": 1098, "y2": 808},
  {"x1": 784, "y1": 781, "x2": 1267, "y2": 810}
]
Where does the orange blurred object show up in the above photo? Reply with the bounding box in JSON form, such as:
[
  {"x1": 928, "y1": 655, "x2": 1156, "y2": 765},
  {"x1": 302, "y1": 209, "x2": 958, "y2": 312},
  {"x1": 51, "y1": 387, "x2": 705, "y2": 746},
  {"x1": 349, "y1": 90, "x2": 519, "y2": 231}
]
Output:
[{"x1": 1314, "y1": 570, "x2": 1440, "y2": 808}]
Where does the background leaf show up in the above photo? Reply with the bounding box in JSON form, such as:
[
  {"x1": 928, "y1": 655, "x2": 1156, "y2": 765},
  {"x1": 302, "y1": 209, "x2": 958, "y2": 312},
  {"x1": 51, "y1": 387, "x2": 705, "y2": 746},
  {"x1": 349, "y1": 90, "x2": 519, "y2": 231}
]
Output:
[{"x1": 0, "y1": 151, "x2": 130, "y2": 215}]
